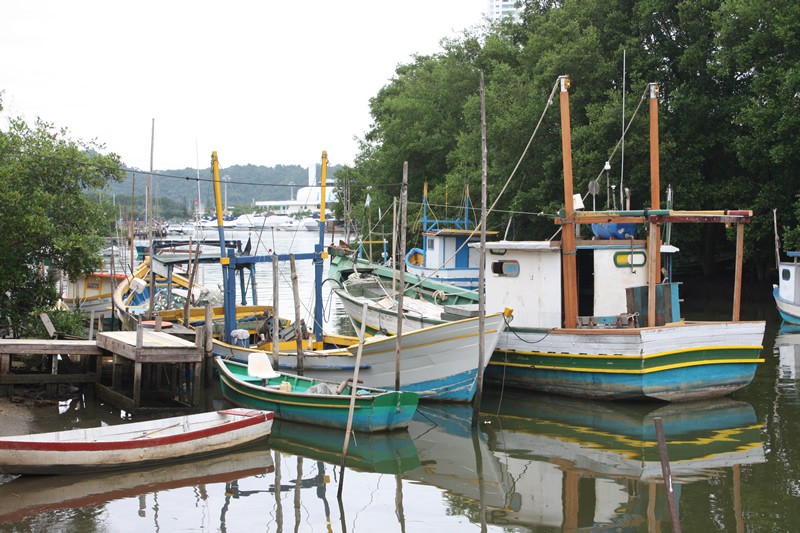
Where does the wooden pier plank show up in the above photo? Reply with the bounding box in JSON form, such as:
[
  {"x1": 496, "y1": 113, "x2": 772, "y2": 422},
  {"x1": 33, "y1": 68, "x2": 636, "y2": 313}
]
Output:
[
  {"x1": 96, "y1": 331, "x2": 201, "y2": 363},
  {"x1": 0, "y1": 339, "x2": 102, "y2": 355}
]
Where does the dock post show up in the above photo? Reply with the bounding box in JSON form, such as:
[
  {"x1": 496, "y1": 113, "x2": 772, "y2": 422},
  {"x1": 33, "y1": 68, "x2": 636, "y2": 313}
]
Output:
[
  {"x1": 204, "y1": 303, "x2": 214, "y2": 384},
  {"x1": 192, "y1": 360, "x2": 202, "y2": 407},
  {"x1": 0, "y1": 354, "x2": 9, "y2": 396},
  {"x1": 47, "y1": 347, "x2": 59, "y2": 395},
  {"x1": 133, "y1": 324, "x2": 144, "y2": 409},
  {"x1": 133, "y1": 361, "x2": 142, "y2": 409}
]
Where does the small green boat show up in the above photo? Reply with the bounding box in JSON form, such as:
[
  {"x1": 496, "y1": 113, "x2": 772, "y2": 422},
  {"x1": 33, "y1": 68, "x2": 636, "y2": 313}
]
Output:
[{"x1": 215, "y1": 356, "x2": 419, "y2": 432}]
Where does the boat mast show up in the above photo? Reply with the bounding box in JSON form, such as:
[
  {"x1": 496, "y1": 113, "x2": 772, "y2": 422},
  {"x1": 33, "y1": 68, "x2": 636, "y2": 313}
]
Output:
[
  {"x1": 647, "y1": 83, "x2": 662, "y2": 326},
  {"x1": 559, "y1": 76, "x2": 579, "y2": 328},
  {"x1": 212, "y1": 152, "x2": 235, "y2": 338}
]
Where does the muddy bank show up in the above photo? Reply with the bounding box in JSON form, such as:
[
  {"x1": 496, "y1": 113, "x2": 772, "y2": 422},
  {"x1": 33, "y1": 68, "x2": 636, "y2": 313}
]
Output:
[{"x1": 0, "y1": 385, "x2": 83, "y2": 437}]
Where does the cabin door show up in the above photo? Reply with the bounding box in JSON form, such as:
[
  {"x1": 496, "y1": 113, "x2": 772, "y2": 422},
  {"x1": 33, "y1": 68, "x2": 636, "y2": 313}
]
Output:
[
  {"x1": 577, "y1": 249, "x2": 595, "y2": 317},
  {"x1": 454, "y1": 236, "x2": 470, "y2": 268}
]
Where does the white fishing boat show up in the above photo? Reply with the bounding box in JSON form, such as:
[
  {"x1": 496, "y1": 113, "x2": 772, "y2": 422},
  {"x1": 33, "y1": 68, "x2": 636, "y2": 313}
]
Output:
[
  {"x1": 773, "y1": 251, "x2": 800, "y2": 325},
  {"x1": 219, "y1": 310, "x2": 509, "y2": 402},
  {"x1": 333, "y1": 77, "x2": 765, "y2": 402},
  {"x1": 0, "y1": 408, "x2": 273, "y2": 475}
]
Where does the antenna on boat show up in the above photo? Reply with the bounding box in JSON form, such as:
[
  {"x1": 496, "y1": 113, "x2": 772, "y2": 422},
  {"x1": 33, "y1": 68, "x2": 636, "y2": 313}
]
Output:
[{"x1": 620, "y1": 50, "x2": 626, "y2": 211}]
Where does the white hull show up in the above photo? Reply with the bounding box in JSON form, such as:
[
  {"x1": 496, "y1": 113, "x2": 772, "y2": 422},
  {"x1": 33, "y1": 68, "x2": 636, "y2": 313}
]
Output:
[
  {"x1": 0, "y1": 409, "x2": 273, "y2": 475},
  {"x1": 293, "y1": 312, "x2": 504, "y2": 401}
]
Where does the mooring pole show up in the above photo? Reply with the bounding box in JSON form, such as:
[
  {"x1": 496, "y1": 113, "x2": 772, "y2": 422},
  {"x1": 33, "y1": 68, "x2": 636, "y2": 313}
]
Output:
[
  {"x1": 339, "y1": 303, "x2": 369, "y2": 498},
  {"x1": 654, "y1": 416, "x2": 682, "y2": 533}
]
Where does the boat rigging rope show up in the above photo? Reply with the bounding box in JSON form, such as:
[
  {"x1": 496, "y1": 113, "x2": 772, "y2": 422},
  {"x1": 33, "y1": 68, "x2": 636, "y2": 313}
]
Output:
[
  {"x1": 582, "y1": 83, "x2": 650, "y2": 204},
  {"x1": 401, "y1": 77, "x2": 562, "y2": 294}
]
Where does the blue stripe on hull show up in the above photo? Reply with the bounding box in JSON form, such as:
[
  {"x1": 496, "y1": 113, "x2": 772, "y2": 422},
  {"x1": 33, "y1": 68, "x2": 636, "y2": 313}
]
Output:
[
  {"x1": 485, "y1": 363, "x2": 759, "y2": 401},
  {"x1": 778, "y1": 309, "x2": 800, "y2": 325},
  {"x1": 400, "y1": 368, "x2": 478, "y2": 402}
]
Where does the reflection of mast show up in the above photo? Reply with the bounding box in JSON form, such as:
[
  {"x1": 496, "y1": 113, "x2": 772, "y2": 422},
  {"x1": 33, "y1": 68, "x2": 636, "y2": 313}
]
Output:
[
  {"x1": 315, "y1": 461, "x2": 332, "y2": 529},
  {"x1": 294, "y1": 457, "x2": 302, "y2": 530},
  {"x1": 395, "y1": 474, "x2": 406, "y2": 532},
  {"x1": 274, "y1": 450, "x2": 283, "y2": 529}
]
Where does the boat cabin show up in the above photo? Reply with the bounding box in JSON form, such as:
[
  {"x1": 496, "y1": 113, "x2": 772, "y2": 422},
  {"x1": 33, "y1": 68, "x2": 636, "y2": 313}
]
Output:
[
  {"x1": 480, "y1": 240, "x2": 680, "y2": 329},
  {"x1": 406, "y1": 229, "x2": 498, "y2": 289}
]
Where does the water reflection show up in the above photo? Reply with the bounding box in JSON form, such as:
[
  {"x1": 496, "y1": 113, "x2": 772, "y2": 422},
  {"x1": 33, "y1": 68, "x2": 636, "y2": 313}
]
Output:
[
  {"x1": 775, "y1": 324, "x2": 800, "y2": 392},
  {"x1": 479, "y1": 390, "x2": 765, "y2": 530},
  {"x1": 269, "y1": 418, "x2": 420, "y2": 474},
  {"x1": 407, "y1": 404, "x2": 518, "y2": 511}
]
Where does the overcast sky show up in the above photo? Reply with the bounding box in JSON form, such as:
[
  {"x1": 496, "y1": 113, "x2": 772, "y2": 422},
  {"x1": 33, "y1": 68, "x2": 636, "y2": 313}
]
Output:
[{"x1": 2, "y1": 1, "x2": 487, "y2": 171}]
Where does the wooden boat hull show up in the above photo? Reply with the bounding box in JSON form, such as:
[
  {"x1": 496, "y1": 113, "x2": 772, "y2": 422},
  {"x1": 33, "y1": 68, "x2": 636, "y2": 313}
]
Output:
[
  {"x1": 216, "y1": 358, "x2": 418, "y2": 432},
  {"x1": 0, "y1": 408, "x2": 273, "y2": 475}
]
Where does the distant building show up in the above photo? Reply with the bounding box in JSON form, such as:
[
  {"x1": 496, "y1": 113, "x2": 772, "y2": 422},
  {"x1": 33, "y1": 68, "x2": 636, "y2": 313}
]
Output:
[
  {"x1": 254, "y1": 163, "x2": 336, "y2": 216},
  {"x1": 487, "y1": 0, "x2": 521, "y2": 21}
]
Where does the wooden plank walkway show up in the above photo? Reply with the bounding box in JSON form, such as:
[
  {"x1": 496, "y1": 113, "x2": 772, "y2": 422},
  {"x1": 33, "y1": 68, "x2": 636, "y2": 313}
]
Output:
[
  {"x1": 1, "y1": 328, "x2": 208, "y2": 414},
  {"x1": 96, "y1": 331, "x2": 201, "y2": 363}
]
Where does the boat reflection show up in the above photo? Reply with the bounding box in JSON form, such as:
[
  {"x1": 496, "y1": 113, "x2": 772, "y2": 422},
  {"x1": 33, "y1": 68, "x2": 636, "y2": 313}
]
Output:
[
  {"x1": 406, "y1": 404, "x2": 519, "y2": 511},
  {"x1": 268, "y1": 418, "x2": 421, "y2": 474},
  {"x1": 479, "y1": 390, "x2": 765, "y2": 530},
  {"x1": 0, "y1": 444, "x2": 274, "y2": 523},
  {"x1": 776, "y1": 324, "x2": 800, "y2": 383}
]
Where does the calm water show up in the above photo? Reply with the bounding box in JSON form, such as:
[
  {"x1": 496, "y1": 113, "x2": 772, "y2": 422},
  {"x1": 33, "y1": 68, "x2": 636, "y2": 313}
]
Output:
[{"x1": 1, "y1": 230, "x2": 797, "y2": 532}]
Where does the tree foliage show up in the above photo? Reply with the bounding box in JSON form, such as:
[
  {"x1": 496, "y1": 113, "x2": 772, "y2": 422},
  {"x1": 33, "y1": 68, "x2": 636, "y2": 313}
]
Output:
[
  {"x1": 338, "y1": 0, "x2": 800, "y2": 278},
  {"x1": 0, "y1": 106, "x2": 125, "y2": 336}
]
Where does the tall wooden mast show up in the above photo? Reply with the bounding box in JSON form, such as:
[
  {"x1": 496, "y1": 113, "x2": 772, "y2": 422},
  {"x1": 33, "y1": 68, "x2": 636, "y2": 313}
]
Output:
[
  {"x1": 647, "y1": 83, "x2": 661, "y2": 326},
  {"x1": 559, "y1": 76, "x2": 578, "y2": 328}
]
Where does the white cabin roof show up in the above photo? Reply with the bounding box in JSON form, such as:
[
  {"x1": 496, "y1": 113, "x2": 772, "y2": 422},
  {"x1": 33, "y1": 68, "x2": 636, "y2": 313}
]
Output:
[{"x1": 476, "y1": 241, "x2": 560, "y2": 251}]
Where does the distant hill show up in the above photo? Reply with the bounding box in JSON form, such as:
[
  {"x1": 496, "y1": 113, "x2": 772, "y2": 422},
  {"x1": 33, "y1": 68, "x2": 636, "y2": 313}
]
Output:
[{"x1": 107, "y1": 163, "x2": 341, "y2": 212}]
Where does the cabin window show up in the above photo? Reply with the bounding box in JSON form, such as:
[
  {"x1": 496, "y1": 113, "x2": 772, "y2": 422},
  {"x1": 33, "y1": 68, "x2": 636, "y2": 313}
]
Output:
[
  {"x1": 428, "y1": 237, "x2": 435, "y2": 251},
  {"x1": 783, "y1": 268, "x2": 792, "y2": 281},
  {"x1": 613, "y1": 251, "x2": 646, "y2": 268},
  {"x1": 491, "y1": 260, "x2": 519, "y2": 277}
]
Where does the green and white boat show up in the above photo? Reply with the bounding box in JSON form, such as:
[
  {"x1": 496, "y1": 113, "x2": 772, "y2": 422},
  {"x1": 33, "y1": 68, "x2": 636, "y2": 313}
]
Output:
[{"x1": 216, "y1": 355, "x2": 419, "y2": 433}]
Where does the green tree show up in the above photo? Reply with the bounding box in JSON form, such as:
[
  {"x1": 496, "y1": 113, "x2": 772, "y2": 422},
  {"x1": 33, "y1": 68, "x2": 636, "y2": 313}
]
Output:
[{"x1": 0, "y1": 105, "x2": 125, "y2": 337}]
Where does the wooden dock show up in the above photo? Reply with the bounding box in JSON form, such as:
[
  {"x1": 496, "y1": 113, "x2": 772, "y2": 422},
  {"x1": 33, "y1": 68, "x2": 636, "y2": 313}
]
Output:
[{"x1": 0, "y1": 326, "x2": 208, "y2": 414}]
